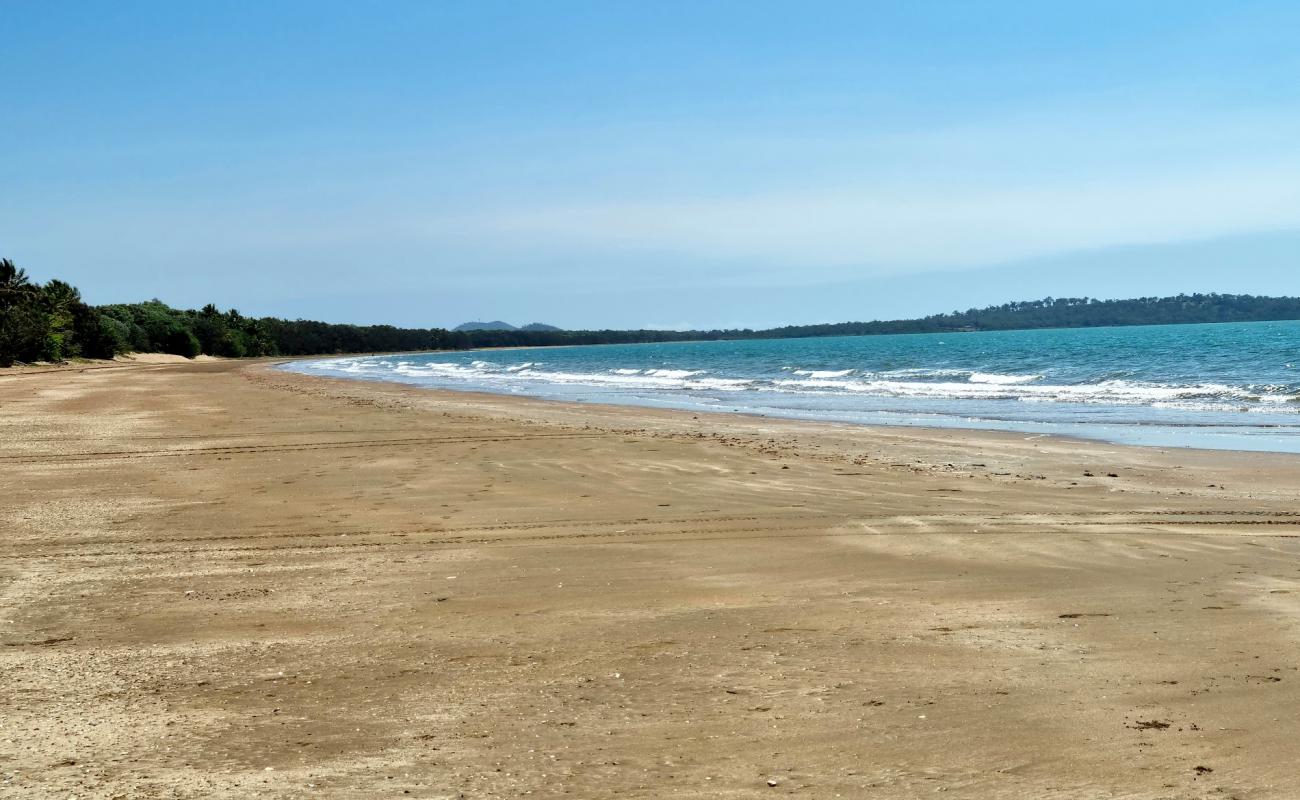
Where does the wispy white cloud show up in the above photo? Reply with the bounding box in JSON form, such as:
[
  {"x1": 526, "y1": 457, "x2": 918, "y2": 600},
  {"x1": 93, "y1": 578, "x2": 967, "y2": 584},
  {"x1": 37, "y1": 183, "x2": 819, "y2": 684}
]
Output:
[
  {"x1": 418, "y1": 96, "x2": 1300, "y2": 276},
  {"x1": 442, "y1": 158, "x2": 1300, "y2": 274}
]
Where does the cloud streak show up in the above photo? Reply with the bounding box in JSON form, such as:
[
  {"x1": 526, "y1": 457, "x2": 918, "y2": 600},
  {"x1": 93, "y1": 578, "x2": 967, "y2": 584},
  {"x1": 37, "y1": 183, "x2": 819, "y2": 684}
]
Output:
[{"x1": 447, "y1": 158, "x2": 1300, "y2": 274}]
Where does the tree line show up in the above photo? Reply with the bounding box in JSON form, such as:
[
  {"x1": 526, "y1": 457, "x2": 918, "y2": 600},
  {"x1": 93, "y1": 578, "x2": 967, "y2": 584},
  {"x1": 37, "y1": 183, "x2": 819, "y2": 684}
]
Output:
[
  {"x1": 752, "y1": 294, "x2": 1300, "y2": 338},
  {"x1": 4, "y1": 258, "x2": 1300, "y2": 367}
]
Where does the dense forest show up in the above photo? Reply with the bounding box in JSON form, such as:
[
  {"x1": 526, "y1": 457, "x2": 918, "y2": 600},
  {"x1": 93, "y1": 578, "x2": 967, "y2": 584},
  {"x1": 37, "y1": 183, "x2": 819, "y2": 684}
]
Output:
[
  {"x1": 753, "y1": 294, "x2": 1300, "y2": 338},
  {"x1": 3, "y1": 258, "x2": 1300, "y2": 367}
]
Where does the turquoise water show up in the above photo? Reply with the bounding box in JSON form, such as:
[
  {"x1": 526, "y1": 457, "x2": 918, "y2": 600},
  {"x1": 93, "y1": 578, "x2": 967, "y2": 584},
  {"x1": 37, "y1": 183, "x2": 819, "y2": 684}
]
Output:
[{"x1": 282, "y1": 320, "x2": 1300, "y2": 453}]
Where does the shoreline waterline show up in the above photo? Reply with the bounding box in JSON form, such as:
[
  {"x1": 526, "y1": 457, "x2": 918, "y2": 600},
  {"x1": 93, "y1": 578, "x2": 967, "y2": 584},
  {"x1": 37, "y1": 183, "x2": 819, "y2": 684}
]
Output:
[{"x1": 277, "y1": 321, "x2": 1300, "y2": 454}]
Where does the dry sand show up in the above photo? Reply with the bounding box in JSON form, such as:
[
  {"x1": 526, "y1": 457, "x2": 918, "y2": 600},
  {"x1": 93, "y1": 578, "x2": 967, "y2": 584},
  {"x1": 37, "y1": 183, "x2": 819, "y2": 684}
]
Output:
[{"x1": 3, "y1": 358, "x2": 1300, "y2": 798}]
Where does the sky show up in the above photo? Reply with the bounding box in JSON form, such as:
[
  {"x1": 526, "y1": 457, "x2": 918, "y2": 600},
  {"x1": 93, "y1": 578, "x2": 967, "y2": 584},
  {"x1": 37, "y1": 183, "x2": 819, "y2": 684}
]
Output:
[{"x1": 3, "y1": 1, "x2": 1299, "y2": 330}]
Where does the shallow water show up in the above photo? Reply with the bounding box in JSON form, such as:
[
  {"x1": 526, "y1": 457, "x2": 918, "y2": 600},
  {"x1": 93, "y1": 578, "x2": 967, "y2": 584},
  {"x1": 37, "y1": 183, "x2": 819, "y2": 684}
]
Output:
[{"x1": 282, "y1": 320, "x2": 1300, "y2": 453}]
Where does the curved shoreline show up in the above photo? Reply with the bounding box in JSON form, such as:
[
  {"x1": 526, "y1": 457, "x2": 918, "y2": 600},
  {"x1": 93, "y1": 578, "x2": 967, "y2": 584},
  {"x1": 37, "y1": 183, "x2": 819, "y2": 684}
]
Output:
[{"x1": 277, "y1": 352, "x2": 1300, "y2": 455}]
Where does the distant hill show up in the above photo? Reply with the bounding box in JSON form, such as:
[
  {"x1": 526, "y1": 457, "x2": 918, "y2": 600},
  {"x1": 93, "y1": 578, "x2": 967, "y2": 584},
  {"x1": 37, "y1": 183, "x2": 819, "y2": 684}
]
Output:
[
  {"x1": 453, "y1": 321, "x2": 517, "y2": 332},
  {"x1": 454, "y1": 321, "x2": 562, "y2": 332}
]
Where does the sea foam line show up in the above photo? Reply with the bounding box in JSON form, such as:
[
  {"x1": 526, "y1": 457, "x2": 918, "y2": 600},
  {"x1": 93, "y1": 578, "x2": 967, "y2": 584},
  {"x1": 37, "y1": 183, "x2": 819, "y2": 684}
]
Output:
[{"x1": 294, "y1": 357, "x2": 1300, "y2": 411}]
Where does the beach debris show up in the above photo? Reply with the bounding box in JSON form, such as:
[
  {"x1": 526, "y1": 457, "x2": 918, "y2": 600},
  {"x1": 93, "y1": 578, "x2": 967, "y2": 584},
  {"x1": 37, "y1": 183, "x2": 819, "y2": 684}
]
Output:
[
  {"x1": 1128, "y1": 719, "x2": 1171, "y2": 730},
  {"x1": 4, "y1": 636, "x2": 73, "y2": 647},
  {"x1": 766, "y1": 778, "x2": 779, "y2": 787}
]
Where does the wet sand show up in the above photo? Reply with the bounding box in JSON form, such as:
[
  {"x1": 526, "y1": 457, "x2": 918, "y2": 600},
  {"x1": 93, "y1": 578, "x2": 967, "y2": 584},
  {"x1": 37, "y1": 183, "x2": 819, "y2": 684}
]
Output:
[{"x1": 3, "y1": 358, "x2": 1300, "y2": 798}]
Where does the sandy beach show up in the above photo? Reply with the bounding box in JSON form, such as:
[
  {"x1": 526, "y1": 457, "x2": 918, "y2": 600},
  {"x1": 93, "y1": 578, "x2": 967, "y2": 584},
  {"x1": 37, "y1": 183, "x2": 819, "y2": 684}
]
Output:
[{"x1": 4, "y1": 357, "x2": 1300, "y2": 799}]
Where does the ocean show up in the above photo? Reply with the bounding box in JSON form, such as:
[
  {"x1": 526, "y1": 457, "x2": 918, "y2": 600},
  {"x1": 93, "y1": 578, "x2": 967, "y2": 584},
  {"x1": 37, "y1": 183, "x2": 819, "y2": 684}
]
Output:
[{"x1": 281, "y1": 320, "x2": 1300, "y2": 453}]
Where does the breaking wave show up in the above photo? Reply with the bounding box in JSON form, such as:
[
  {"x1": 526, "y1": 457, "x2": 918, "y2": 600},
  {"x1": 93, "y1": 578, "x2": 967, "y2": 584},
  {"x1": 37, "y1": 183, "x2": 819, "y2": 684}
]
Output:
[
  {"x1": 278, "y1": 321, "x2": 1300, "y2": 451},
  {"x1": 298, "y1": 357, "x2": 1299, "y2": 414}
]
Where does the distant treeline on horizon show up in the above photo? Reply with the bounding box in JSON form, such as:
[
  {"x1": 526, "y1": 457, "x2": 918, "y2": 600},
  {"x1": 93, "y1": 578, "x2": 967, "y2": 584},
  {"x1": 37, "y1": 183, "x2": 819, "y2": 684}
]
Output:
[{"x1": 3, "y1": 257, "x2": 1300, "y2": 367}]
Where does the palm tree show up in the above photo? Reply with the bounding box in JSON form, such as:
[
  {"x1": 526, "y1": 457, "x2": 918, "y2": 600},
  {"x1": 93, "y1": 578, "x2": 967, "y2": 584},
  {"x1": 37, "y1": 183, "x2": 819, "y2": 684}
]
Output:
[
  {"x1": 41, "y1": 278, "x2": 82, "y2": 308},
  {"x1": 0, "y1": 258, "x2": 43, "y2": 365},
  {"x1": 0, "y1": 258, "x2": 33, "y2": 300}
]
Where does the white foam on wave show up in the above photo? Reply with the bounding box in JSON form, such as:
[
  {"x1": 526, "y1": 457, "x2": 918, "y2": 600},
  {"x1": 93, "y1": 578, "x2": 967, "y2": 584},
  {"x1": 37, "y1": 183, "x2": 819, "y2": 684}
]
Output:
[
  {"x1": 314, "y1": 358, "x2": 392, "y2": 375},
  {"x1": 770, "y1": 376, "x2": 1300, "y2": 410},
  {"x1": 393, "y1": 361, "x2": 473, "y2": 377},
  {"x1": 792, "y1": 368, "x2": 855, "y2": 378},
  {"x1": 356, "y1": 359, "x2": 748, "y2": 392},
  {"x1": 968, "y1": 372, "x2": 1041, "y2": 385},
  {"x1": 875, "y1": 368, "x2": 971, "y2": 379},
  {"x1": 292, "y1": 357, "x2": 1299, "y2": 413},
  {"x1": 508, "y1": 369, "x2": 750, "y2": 391},
  {"x1": 690, "y1": 377, "x2": 755, "y2": 390},
  {"x1": 774, "y1": 378, "x2": 863, "y2": 391}
]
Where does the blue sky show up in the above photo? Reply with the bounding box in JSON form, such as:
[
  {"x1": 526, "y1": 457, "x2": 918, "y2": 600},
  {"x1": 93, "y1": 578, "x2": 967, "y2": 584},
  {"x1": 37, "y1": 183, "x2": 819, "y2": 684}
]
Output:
[{"x1": 3, "y1": 1, "x2": 1299, "y2": 329}]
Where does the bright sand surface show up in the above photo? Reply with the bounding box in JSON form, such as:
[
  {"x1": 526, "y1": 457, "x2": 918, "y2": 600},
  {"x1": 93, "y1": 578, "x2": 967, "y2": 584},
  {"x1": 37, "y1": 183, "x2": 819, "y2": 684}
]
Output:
[{"x1": 4, "y1": 358, "x2": 1300, "y2": 798}]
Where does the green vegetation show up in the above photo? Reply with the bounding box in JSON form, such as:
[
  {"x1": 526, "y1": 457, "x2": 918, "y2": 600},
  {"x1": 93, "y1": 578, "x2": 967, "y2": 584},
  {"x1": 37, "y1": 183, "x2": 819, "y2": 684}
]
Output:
[
  {"x1": 751, "y1": 295, "x2": 1300, "y2": 338},
  {"x1": 1, "y1": 260, "x2": 117, "y2": 365},
  {"x1": 3, "y1": 258, "x2": 1300, "y2": 367}
]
